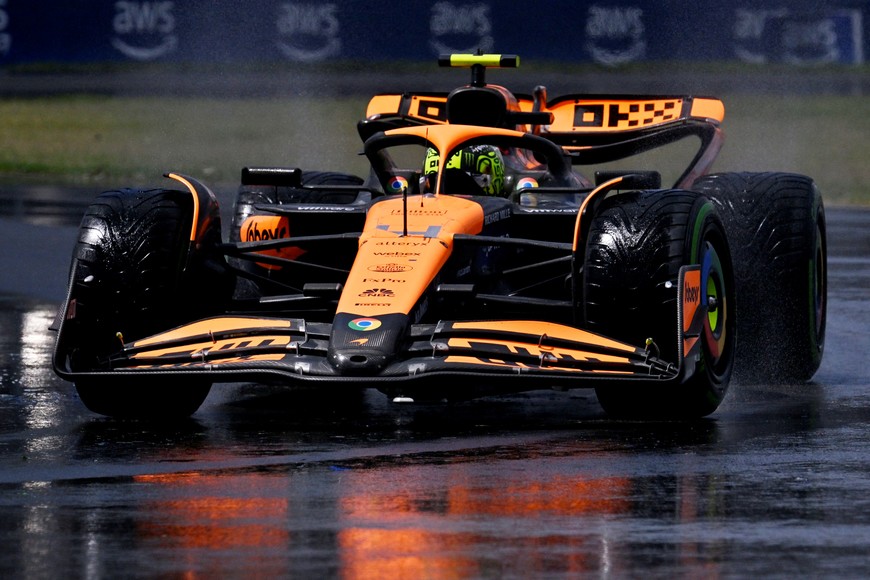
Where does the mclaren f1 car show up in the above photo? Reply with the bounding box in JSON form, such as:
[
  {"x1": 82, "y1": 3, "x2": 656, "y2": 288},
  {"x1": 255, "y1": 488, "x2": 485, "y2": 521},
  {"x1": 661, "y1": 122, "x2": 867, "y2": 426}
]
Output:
[{"x1": 52, "y1": 54, "x2": 826, "y2": 419}]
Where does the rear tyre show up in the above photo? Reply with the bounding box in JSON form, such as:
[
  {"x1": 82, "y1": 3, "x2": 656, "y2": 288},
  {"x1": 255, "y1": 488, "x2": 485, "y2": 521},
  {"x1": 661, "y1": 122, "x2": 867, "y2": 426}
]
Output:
[
  {"x1": 69, "y1": 188, "x2": 228, "y2": 418},
  {"x1": 693, "y1": 172, "x2": 826, "y2": 383},
  {"x1": 585, "y1": 190, "x2": 735, "y2": 419}
]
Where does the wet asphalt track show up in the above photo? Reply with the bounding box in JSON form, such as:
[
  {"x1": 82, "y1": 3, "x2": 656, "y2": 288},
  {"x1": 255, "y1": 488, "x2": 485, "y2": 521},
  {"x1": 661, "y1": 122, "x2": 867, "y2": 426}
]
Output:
[{"x1": 0, "y1": 187, "x2": 869, "y2": 578}]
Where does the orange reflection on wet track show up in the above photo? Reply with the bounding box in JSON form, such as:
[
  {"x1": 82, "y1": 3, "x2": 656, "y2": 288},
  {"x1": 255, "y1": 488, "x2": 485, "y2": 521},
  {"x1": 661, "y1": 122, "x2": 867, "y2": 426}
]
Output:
[
  {"x1": 133, "y1": 472, "x2": 290, "y2": 550},
  {"x1": 336, "y1": 466, "x2": 631, "y2": 578}
]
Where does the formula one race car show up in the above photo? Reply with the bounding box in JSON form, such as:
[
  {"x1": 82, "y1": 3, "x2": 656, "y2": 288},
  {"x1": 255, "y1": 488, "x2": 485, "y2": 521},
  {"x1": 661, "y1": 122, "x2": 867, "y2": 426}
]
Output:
[{"x1": 52, "y1": 54, "x2": 826, "y2": 419}]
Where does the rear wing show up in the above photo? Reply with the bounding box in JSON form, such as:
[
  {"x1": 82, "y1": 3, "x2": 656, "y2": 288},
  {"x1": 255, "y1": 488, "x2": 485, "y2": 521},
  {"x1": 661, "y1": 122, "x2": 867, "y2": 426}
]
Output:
[
  {"x1": 365, "y1": 92, "x2": 450, "y2": 126},
  {"x1": 365, "y1": 92, "x2": 723, "y2": 128},
  {"x1": 362, "y1": 92, "x2": 724, "y2": 183},
  {"x1": 539, "y1": 95, "x2": 724, "y2": 184},
  {"x1": 360, "y1": 53, "x2": 725, "y2": 185}
]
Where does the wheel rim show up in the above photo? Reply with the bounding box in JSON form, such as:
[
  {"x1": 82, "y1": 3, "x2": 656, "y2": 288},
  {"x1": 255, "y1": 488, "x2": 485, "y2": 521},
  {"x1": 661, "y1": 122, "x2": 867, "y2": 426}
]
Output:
[
  {"x1": 701, "y1": 240, "x2": 728, "y2": 368},
  {"x1": 811, "y1": 222, "x2": 826, "y2": 341}
]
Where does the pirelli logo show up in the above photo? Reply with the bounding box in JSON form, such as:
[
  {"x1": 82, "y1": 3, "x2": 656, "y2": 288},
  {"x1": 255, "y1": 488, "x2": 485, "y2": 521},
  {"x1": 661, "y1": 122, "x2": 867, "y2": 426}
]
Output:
[{"x1": 569, "y1": 99, "x2": 682, "y2": 130}]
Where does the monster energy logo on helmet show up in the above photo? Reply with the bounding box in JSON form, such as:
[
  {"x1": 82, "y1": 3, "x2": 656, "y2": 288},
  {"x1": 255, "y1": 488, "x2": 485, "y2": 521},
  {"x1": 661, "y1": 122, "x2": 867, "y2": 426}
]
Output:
[{"x1": 424, "y1": 144, "x2": 505, "y2": 195}]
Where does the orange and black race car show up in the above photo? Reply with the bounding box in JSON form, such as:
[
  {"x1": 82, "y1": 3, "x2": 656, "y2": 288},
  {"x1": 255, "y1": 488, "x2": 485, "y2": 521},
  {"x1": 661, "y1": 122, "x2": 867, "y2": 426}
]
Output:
[{"x1": 52, "y1": 54, "x2": 826, "y2": 419}]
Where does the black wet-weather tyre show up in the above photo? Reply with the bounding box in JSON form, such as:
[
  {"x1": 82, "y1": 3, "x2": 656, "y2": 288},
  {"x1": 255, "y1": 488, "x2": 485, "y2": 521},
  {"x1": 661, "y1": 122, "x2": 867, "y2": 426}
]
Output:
[
  {"x1": 585, "y1": 190, "x2": 735, "y2": 419},
  {"x1": 75, "y1": 379, "x2": 212, "y2": 420},
  {"x1": 69, "y1": 188, "x2": 226, "y2": 418},
  {"x1": 693, "y1": 172, "x2": 826, "y2": 383}
]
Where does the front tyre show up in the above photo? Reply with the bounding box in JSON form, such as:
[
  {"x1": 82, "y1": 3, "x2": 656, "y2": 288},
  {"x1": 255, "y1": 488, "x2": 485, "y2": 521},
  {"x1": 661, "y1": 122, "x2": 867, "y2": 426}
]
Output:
[
  {"x1": 585, "y1": 191, "x2": 735, "y2": 419},
  {"x1": 67, "y1": 188, "x2": 229, "y2": 418},
  {"x1": 76, "y1": 379, "x2": 212, "y2": 420}
]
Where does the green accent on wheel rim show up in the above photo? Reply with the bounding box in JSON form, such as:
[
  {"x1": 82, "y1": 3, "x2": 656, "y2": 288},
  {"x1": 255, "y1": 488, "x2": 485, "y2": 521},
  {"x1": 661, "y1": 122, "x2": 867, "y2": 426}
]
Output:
[
  {"x1": 690, "y1": 202, "x2": 714, "y2": 263},
  {"x1": 707, "y1": 275, "x2": 719, "y2": 330},
  {"x1": 702, "y1": 239, "x2": 729, "y2": 368}
]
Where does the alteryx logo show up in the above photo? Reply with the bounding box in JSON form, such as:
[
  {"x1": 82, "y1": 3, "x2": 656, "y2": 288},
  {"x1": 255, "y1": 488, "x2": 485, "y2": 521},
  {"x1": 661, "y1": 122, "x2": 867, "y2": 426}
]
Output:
[{"x1": 111, "y1": 1, "x2": 177, "y2": 61}]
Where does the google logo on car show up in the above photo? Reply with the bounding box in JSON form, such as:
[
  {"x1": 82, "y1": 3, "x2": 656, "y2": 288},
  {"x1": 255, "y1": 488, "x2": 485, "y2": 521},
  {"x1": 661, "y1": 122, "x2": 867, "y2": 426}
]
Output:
[
  {"x1": 388, "y1": 176, "x2": 409, "y2": 193},
  {"x1": 348, "y1": 318, "x2": 382, "y2": 331}
]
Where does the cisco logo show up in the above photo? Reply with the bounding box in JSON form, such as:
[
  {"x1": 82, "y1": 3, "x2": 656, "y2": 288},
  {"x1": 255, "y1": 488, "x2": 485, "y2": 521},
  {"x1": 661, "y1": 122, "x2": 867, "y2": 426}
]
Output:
[
  {"x1": 585, "y1": 5, "x2": 646, "y2": 66},
  {"x1": 0, "y1": 0, "x2": 10, "y2": 57},
  {"x1": 111, "y1": 1, "x2": 177, "y2": 61},
  {"x1": 430, "y1": 2, "x2": 494, "y2": 54},
  {"x1": 276, "y1": 3, "x2": 341, "y2": 62}
]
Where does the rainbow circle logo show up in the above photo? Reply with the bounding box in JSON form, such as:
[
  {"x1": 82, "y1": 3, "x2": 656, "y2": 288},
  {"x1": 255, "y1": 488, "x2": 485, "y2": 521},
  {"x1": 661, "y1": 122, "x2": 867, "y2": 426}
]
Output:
[
  {"x1": 516, "y1": 177, "x2": 539, "y2": 189},
  {"x1": 348, "y1": 317, "x2": 382, "y2": 331},
  {"x1": 388, "y1": 176, "x2": 409, "y2": 193}
]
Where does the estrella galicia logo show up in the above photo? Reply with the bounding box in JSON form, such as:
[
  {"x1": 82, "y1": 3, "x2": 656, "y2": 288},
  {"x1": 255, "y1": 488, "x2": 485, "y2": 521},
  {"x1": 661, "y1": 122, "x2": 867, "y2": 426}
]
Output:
[
  {"x1": 429, "y1": 2, "x2": 494, "y2": 54},
  {"x1": 276, "y1": 2, "x2": 341, "y2": 62},
  {"x1": 111, "y1": 1, "x2": 177, "y2": 61},
  {"x1": 368, "y1": 263, "x2": 412, "y2": 273},
  {"x1": 348, "y1": 318, "x2": 382, "y2": 331}
]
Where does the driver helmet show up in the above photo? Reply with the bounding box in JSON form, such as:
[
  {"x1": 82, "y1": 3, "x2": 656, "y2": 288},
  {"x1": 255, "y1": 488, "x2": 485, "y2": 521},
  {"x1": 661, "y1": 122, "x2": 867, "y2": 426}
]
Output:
[{"x1": 424, "y1": 144, "x2": 505, "y2": 195}]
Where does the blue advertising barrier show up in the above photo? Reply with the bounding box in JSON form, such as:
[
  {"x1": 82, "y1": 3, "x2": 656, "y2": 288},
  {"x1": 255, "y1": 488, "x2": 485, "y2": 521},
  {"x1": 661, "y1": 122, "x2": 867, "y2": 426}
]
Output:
[{"x1": 0, "y1": 1, "x2": 865, "y2": 67}]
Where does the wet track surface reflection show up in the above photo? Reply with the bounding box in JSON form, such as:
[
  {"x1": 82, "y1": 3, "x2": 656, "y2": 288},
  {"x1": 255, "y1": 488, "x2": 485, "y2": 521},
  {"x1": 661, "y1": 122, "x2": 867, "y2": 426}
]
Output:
[{"x1": 1, "y1": 202, "x2": 870, "y2": 577}]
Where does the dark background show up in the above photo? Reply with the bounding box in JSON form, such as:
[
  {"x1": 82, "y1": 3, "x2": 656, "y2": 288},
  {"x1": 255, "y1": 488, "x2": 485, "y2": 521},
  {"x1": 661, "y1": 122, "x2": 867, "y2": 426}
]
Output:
[{"x1": 0, "y1": 1, "x2": 866, "y2": 66}]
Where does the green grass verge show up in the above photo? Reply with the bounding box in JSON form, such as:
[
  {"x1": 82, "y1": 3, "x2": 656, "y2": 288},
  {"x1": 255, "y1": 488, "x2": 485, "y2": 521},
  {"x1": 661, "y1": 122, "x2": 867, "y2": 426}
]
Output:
[
  {"x1": 1, "y1": 93, "x2": 867, "y2": 205},
  {"x1": 0, "y1": 95, "x2": 369, "y2": 188}
]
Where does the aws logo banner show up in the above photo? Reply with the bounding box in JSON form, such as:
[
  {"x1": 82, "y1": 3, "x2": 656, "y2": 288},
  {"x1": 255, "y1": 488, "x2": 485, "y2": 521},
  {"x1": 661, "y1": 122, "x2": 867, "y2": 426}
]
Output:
[
  {"x1": 0, "y1": 0, "x2": 11, "y2": 58},
  {"x1": 584, "y1": 5, "x2": 646, "y2": 66},
  {"x1": 111, "y1": 1, "x2": 177, "y2": 60},
  {"x1": 733, "y1": 8, "x2": 865, "y2": 65},
  {"x1": 429, "y1": 2, "x2": 493, "y2": 54},
  {"x1": 276, "y1": 2, "x2": 341, "y2": 62}
]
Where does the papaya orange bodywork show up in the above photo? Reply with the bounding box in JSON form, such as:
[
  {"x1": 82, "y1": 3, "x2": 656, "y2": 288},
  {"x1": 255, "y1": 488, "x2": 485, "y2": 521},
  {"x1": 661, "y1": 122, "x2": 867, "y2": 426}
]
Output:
[
  {"x1": 450, "y1": 320, "x2": 635, "y2": 352},
  {"x1": 365, "y1": 94, "x2": 403, "y2": 118},
  {"x1": 682, "y1": 267, "x2": 703, "y2": 359},
  {"x1": 166, "y1": 172, "x2": 203, "y2": 242},
  {"x1": 132, "y1": 317, "x2": 294, "y2": 348},
  {"x1": 690, "y1": 98, "x2": 725, "y2": 122},
  {"x1": 337, "y1": 194, "x2": 484, "y2": 317},
  {"x1": 241, "y1": 215, "x2": 305, "y2": 268}
]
